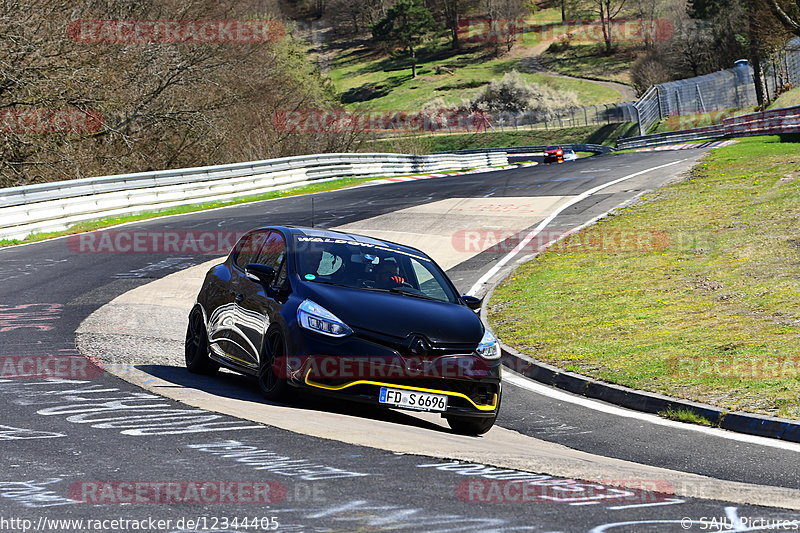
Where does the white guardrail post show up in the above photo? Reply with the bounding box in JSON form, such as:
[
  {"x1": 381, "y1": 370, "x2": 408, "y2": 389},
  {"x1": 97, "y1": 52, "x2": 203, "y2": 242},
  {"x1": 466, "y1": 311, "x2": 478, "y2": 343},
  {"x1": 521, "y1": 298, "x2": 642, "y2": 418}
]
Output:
[{"x1": 0, "y1": 151, "x2": 508, "y2": 242}]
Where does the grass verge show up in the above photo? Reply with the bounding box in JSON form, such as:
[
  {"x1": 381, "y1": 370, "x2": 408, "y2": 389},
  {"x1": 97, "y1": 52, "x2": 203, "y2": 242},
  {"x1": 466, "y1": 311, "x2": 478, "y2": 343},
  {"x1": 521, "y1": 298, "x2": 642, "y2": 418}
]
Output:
[
  {"x1": 769, "y1": 87, "x2": 800, "y2": 110},
  {"x1": 488, "y1": 135, "x2": 800, "y2": 419},
  {"x1": 659, "y1": 408, "x2": 714, "y2": 426}
]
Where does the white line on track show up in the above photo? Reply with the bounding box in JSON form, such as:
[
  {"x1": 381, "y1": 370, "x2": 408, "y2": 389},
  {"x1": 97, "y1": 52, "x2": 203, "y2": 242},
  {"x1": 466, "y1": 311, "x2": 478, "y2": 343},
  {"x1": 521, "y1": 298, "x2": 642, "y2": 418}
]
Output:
[
  {"x1": 467, "y1": 159, "x2": 688, "y2": 296},
  {"x1": 504, "y1": 372, "x2": 800, "y2": 452}
]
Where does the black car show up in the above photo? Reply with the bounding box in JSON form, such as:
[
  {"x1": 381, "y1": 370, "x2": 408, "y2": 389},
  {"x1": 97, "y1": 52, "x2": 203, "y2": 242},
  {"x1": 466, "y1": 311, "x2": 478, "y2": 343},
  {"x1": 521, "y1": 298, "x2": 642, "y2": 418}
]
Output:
[{"x1": 185, "y1": 226, "x2": 502, "y2": 435}]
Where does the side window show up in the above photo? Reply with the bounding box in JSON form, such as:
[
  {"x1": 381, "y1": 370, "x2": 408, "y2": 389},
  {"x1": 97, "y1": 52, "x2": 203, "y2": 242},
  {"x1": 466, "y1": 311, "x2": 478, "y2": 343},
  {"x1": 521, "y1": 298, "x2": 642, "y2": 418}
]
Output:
[
  {"x1": 256, "y1": 232, "x2": 286, "y2": 271},
  {"x1": 410, "y1": 258, "x2": 448, "y2": 301},
  {"x1": 257, "y1": 231, "x2": 288, "y2": 287},
  {"x1": 234, "y1": 232, "x2": 260, "y2": 270}
]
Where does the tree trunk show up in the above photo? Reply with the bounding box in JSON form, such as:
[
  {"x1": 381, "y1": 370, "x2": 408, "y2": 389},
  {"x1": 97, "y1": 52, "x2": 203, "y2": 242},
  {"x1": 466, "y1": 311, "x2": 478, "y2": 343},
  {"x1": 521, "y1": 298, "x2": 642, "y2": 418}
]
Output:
[
  {"x1": 599, "y1": 1, "x2": 611, "y2": 53},
  {"x1": 410, "y1": 47, "x2": 417, "y2": 78},
  {"x1": 747, "y1": 0, "x2": 766, "y2": 107},
  {"x1": 749, "y1": 36, "x2": 766, "y2": 107}
]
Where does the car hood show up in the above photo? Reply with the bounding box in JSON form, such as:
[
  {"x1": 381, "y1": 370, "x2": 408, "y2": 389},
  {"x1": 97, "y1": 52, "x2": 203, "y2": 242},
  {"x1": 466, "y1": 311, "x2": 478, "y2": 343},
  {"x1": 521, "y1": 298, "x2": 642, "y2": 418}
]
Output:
[{"x1": 298, "y1": 282, "x2": 484, "y2": 345}]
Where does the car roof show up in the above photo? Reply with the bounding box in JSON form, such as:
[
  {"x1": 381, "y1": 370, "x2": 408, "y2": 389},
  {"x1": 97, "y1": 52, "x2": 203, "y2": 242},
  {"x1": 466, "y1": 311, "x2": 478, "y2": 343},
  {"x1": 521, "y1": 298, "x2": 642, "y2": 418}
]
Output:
[{"x1": 253, "y1": 226, "x2": 431, "y2": 258}]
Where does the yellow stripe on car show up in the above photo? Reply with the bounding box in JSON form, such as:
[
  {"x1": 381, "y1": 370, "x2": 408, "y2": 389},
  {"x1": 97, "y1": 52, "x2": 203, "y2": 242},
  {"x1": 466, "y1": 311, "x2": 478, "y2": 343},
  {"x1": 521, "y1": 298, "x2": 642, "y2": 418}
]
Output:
[{"x1": 304, "y1": 371, "x2": 498, "y2": 411}]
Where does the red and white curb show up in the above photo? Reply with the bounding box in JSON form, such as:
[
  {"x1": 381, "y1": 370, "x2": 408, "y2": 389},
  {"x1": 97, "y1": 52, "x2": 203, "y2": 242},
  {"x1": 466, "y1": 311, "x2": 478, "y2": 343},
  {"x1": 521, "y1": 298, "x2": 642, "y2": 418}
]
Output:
[{"x1": 634, "y1": 140, "x2": 737, "y2": 152}]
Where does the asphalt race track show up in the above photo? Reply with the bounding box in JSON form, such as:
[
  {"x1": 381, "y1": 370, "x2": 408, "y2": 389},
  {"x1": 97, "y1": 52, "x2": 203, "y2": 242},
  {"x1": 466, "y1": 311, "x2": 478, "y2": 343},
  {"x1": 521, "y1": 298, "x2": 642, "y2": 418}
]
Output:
[{"x1": 1, "y1": 151, "x2": 799, "y2": 532}]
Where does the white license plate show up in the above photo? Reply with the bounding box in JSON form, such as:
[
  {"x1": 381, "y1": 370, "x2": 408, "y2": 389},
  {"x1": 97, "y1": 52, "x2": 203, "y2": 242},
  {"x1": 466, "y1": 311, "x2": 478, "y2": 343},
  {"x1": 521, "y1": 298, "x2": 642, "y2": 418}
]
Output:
[{"x1": 379, "y1": 387, "x2": 448, "y2": 412}]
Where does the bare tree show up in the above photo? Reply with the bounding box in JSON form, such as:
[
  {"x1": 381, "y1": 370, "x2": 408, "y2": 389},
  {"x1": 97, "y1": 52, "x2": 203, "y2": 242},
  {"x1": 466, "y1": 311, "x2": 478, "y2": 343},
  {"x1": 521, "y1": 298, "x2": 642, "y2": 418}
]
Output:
[
  {"x1": 764, "y1": 0, "x2": 800, "y2": 35},
  {"x1": 591, "y1": 0, "x2": 629, "y2": 53},
  {"x1": 0, "y1": 0, "x2": 359, "y2": 187}
]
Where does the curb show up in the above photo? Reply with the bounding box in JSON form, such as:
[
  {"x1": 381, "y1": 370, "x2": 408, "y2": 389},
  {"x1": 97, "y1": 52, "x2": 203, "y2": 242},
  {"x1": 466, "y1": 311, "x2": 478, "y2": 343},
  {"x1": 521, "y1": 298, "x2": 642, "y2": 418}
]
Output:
[{"x1": 481, "y1": 289, "x2": 800, "y2": 445}]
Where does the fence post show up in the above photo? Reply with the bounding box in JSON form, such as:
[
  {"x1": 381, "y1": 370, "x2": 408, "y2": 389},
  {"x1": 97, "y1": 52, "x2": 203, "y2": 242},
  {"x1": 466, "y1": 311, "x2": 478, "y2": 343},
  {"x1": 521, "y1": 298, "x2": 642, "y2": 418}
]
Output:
[
  {"x1": 634, "y1": 104, "x2": 644, "y2": 136},
  {"x1": 696, "y1": 84, "x2": 706, "y2": 113}
]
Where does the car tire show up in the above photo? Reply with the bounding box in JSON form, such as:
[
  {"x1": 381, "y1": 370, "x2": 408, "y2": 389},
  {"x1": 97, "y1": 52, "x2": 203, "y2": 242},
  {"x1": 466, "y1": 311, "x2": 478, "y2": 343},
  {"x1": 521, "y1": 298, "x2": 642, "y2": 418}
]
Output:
[
  {"x1": 185, "y1": 308, "x2": 219, "y2": 375},
  {"x1": 446, "y1": 414, "x2": 497, "y2": 436},
  {"x1": 258, "y1": 326, "x2": 292, "y2": 402}
]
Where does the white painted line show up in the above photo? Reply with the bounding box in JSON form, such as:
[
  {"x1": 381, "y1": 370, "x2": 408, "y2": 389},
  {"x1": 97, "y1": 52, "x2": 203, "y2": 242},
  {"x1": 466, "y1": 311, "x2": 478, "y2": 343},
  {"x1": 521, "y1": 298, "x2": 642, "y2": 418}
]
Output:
[
  {"x1": 503, "y1": 373, "x2": 800, "y2": 452},
  {"x1": 467, "y1": 159, "x2": 688, "y2": 295}
]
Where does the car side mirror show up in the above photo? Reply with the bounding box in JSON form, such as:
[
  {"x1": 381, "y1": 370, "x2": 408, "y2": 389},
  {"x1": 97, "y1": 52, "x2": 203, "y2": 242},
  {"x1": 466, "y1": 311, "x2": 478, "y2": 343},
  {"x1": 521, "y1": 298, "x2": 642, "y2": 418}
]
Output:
[
  {"x1": 461, "y1": 295, "x2": 482, "y2": 310},
  {"x1": 245, "y1": 263, "x2": 276, "y2": 285}
]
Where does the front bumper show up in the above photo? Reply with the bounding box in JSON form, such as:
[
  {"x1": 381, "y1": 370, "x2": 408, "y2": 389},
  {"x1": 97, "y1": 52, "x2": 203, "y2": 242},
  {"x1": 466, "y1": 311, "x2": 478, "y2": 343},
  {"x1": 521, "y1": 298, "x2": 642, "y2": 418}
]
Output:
[
  {"x1": 286, "y1": 329, "x2": 501, "y2": 417},
  {"x1": 302, "y1": 372, "x2": 500, "y2": 417}
]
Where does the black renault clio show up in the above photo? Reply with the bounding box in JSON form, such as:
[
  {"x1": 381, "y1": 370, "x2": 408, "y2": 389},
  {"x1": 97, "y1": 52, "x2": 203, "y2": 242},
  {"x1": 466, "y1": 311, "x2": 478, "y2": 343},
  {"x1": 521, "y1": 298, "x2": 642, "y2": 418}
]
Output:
[{"x1": 185, "y1": 226, "x2": 502, "y2": 435}]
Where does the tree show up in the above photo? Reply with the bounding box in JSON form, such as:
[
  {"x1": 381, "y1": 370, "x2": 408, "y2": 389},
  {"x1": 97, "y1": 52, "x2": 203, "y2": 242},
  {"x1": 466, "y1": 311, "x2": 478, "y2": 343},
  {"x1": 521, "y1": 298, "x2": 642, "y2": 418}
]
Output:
[
  {"x1": 591, "y1": 0, "x2": 629, "y2": 53},
  {"x1": 0, "y1": 0, "x2": 359, "y2": 188},
  {"x1": 764, "y1": 0, "x2": 800, "y2": 35},
  {"x1": 372, "y1": 0, "x2": 440, "y2": 77},
  {"x1": 437, "y1": 0, "x2": 474, "y2": 49},
  {"x1": 483, "y1": 0, "x2": 528, "y2": 56}
]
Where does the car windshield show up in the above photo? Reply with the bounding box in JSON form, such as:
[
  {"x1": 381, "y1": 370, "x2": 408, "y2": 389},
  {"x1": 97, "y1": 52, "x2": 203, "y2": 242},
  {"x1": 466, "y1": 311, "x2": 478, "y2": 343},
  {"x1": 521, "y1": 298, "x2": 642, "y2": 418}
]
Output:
[{"x1": 294, "y1": 236, "x2": 457, "y2": 303}]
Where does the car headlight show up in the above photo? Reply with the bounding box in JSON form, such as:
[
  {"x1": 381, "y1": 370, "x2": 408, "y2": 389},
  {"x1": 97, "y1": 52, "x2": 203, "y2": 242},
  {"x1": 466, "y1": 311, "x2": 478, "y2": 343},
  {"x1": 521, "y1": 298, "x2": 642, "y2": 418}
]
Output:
[
  {"x1": 476, "y1": 328, "x2": 501, "y2": 360},
  {"x1": 297, "y1": 299, "x2": 353, "y2": 337}
]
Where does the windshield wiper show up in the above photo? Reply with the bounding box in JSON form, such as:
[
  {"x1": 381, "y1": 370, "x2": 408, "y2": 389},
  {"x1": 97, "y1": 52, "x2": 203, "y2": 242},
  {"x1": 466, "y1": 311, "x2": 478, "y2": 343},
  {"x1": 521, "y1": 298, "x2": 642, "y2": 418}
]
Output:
[
  {"x1": 309, "y1": 279, "x2": 352, "y2": 288},
  {"x1": 385, "y1": 286, "x2": 440, "y2": 301}
]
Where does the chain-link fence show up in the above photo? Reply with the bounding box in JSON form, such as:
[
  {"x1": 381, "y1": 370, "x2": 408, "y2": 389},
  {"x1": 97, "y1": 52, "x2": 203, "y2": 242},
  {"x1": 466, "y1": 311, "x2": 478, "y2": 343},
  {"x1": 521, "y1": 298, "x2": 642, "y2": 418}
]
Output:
[
  {"x1": 633, "y1": 39, "x2": 800, "y2": 135},
  {"x1": 474, "y1": 102, "x2": 636, "y2": 132}
]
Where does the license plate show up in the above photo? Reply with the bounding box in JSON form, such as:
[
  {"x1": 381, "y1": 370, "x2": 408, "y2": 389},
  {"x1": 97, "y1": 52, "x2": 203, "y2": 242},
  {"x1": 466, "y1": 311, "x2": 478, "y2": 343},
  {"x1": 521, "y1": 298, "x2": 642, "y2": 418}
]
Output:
[{"x1": 379, "y1": 387, "x2": 448, "y2": 412}]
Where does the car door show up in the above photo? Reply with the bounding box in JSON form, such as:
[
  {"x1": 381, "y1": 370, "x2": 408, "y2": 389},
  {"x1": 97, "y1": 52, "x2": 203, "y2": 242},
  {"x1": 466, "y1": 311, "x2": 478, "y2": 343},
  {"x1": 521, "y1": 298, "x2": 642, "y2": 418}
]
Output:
[
  {"x1": 235, "y1": 230, "x2": 289, "y2": 368},
  {"x1": 209, "y1": 230, "x2": 268, "y2": 371}
]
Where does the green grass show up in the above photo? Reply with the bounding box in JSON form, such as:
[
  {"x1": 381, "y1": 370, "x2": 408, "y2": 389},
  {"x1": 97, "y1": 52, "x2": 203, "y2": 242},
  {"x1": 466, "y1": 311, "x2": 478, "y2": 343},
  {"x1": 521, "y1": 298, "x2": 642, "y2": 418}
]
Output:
[
  {"x1": 330, "y1": 42, "x2": 623, "y2": 111},
  {"x1": 488, "y1": 135, "x2": 800, "y2": 419},
  {"x1": 659, "y1": 407, "x2": 714, "y2": 426},
  {"x1": 539, "y1": 44, "x2": 636, "y2": 85},
  {"x1": 368, "y1": 122, "x2": 638, "y2": 152},
  {"x1": 650, "y1": 109, "x2": 746, "y2": 134},
  {"x1": 769, "y1": 87, "x2": 800, "y2": 110},
  {"x1": 0, "y1": 175, "x2": 406, "y2": 248}
]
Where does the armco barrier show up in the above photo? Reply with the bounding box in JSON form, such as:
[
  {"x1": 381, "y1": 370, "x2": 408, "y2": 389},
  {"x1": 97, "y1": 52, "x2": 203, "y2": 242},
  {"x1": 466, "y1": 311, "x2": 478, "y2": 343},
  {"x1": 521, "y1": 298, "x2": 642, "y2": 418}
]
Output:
[
  {"x1": 617, "y1": 104, "x2": 800, "y2": 150},
  {"x1": 0, "y1": 151, "x2": 507, "y2": 241}
]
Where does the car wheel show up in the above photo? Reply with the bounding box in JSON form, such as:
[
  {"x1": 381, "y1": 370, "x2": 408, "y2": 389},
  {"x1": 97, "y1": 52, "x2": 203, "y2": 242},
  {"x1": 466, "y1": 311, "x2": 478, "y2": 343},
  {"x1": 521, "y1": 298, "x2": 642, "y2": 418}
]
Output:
[
  {"x1": 446, "y1": 414, "x2": 497, "y2": 436},
  {"x1": 185, "y1": 309, "x2": 219, "y2": 375},
  {"x1": 258, "y1": 327, "x2": 292, "y2": 402}
]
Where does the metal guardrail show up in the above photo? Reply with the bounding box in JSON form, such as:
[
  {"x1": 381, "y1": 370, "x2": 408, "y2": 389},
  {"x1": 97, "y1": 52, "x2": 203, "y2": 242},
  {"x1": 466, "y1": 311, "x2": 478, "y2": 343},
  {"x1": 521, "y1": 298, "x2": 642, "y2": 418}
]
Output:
[
  {"x1": 616, "y1": 105, "x2": 800, "y2": 150},
  {"x1": 439, "y1": 144, "x2": 615, "y2": 156},
  {"x1": 0, "y1": 151, "x2": 508, "y2": 241}
]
